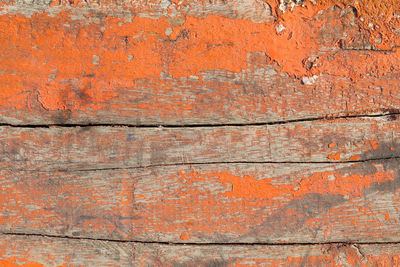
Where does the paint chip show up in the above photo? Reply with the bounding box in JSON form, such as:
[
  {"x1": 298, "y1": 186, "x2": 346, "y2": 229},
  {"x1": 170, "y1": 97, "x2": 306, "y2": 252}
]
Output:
[
  {"x1": 165, "y1": 27, "x2": 173, "y2": 36},
  {"x1": 92, "y1": 55, "x2": 100, "y2": 65},
  {"x1": 301, "y1": 75, "x2": 318, "y2": 85},
  {"x1": 369, "y1": 140, "x2": 379, "y2": 150},
  {"x1": 180, "y1": 234, "x2": 189, "y2": 240},
  {"x1": 161, "y1": 0, "x2": 171, "y2": 10},
  {"x1": 276, "y1": 24, "x2": 286, "y2": 34},
  {"x1": 328, "y1": 153, "x2": 341, "y2": 160}
]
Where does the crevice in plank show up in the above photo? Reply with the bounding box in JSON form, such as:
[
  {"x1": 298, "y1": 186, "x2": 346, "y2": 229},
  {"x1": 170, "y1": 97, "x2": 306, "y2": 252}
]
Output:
[
  {"x1": 1, "y1": 111, "x2": 400, "y2": 129},
  {"x1": 2, "y1": 232, "x2": 400, "y2": 246},
  {"x1": 23, "y1": 155, "x2": 400, "y2": 173}
]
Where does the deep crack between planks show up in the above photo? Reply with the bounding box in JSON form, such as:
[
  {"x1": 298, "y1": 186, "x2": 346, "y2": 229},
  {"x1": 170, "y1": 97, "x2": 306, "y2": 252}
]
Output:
[
  {"x1": 2, "y1": 232, "x2": 400, "y2": 247},
  {"x1": 1, "y1": 111, "x2": 400, "y2": 129}
]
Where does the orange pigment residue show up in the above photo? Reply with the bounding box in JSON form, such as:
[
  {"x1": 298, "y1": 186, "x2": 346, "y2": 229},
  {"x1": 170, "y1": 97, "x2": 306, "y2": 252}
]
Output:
[
  {"x1": 328, "y1": 153, "x2": 341, "y2": 160},
  {"x1": 0, "y1": 259, "x2": 44, "y2": 267},
  {"x1": 217, "y1": 172, "x2": 292, "y2": 200},
  {"x1": 369, "y1": 140, "x2": 379, "y2": 150},
  {"x1": 2, "y1": 1, "x2": 400, "y2": 120},
  {"x1": 180, "y1": 234, "x2": 190, "y2": 240},
  {"x1": 0, "y1": 5, "x2": 363, "y2": 113},
  {"x1": 328, "y1": 142, "x2": 336, "y2": 148},
  {"x1": 215, "y1": 169, "x2": 393, "y2": 200}
]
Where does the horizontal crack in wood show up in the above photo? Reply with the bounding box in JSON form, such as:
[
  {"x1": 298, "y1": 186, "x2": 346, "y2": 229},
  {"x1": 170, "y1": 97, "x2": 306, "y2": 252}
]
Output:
[
  {"x1": 18, "y1": 155, "x2": 400, "y2": 173},
  {"x1": 0, "y1": 112, "x2": 400, "y2": 129},
  {"x1": 2, "y1": 232, "x2": 400, "y2": 246}
]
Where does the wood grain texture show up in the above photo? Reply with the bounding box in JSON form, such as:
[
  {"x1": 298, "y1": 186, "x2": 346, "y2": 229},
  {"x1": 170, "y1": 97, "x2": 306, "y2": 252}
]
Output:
[
  {"x1": 1, "y1": 234, "x2": 400, "y2": 266},
  {"x1": 2, "y1": 0, "x2": 400, "y2": 263},
  {"x1": 0, "y1": 234, "x2": 135, "y2": 266},
  {"x1": 0, "y1": 1, "x2": 400, "y2": 125},
  {"x1": 1, "y1": 117, "x2": 400, "y2": 171},
  {"x1": 2, "y1": 160, "x2": 400, "y2": 242}
]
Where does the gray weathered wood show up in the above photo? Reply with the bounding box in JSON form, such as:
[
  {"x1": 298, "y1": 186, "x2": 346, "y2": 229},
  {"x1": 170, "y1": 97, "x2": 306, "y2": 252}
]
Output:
[
  {"x1": 1, "y1": 117, "x2": 400, "y2": 171},
  {"x1": 1, "y1": 234, "x2": 400, "y2": 266}
]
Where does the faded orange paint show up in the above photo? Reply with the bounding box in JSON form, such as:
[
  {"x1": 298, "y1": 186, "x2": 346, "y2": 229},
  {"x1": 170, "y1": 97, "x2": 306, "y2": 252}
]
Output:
[
  {"x1": 369, "y1": 140, "x2": 380, "y2": 150},
  {"x1": 1, "y1": 0, "x2": 400, "y2": 119},
  {"x1": 1, "y1": 0, "x2": 400, "y2": 262},
  {"x1": 0, "y1": 258, "x2": 44, "y2": 267},
  {"x1": 180, "y1": 234, "x2": 190, "y2": 240},
  {"x1": 328, "y1": 142, "x2": 336, "y2": 148},
  {"x1": 328, "y1": 153, "x2": 341, "y2": 160},
  {"x1": 125, "y1": 164, "x2": 398, "y2": 241},
  {"x1": 217, "y1": 169, "x2": 393, "y2": 200},
  {"x1": 0, "y1": 158, "x2": 398, "y2": 242}
]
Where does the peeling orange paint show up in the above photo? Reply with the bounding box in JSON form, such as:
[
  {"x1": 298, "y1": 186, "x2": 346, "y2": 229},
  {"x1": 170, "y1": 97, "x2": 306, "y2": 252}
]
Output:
[
  {"x1": 216, "y1": 169, "x2": 393, "y2": 200},
  {"x1": 316, "y1": 0, "x2": 400, "y2": 24},
  {"x1": 1, "y1": 2, "x2": 399, "y2": 116},
  {"x1": 328, "y1": 153, "x2": 341, "y2": 160},
  {"x1": 180, "y1": 234, "x2": 189, "y2": 240},
  {"x1": 1, "y1": 0, "x2": 400, "y2": 253},
  {"x1": 369, "y1": 140, "x2": 379, "y2": 150},
  {"x1": 328, "y1": 142, "x2": 336, "y2": 148},
  {"x1": 0, "y1": 0, "x2": 399, "y2": 125},
  {"x1": 0, "y1": 259, "x2": 44, "y2": 267}
]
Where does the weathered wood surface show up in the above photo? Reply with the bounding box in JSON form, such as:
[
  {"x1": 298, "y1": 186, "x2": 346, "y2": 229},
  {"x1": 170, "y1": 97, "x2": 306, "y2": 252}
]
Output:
[
  {"x1": 2, "y1": 117, "x2": 400, "y2": 171},
  {"x1": 1, "y1": 1, "x2": 400, "y2": 125},
  {"x1": 0, "y1": 234, "x2": 135, "y2": 266},
  {"x1": 1, "y1": 234, "x2": 400, "y2": 266},
  {"x1": 2, "y1": 160, "x2": 400, "y2": 243},
  {"x1": 2, "y1": 0, "x2": 400, "y2": 264}
]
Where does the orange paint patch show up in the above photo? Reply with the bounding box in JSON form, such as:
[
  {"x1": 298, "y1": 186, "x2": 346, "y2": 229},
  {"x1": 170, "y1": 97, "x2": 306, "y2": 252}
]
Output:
[
  {"x1": 1, "y1": 3, "x2": 400, "y2": 124},
  {"x1": 350, "y1": 156, "x2": 360, "y2": 161},
  {"x1": 215, "y1": 169, "x2": 393, "y2": 200},
  {"x1": 369, "y1": 140, "x2": 379, "y2": 150},
  {"x1": 328, "y1": 153, "x2": 341, "y2": 160},
  {"x1": 180, "y1": 234, "x2": 190, "y2": 240},
  {"x1": 217, "y1": 172, "x2": 292, "y2": 200},
  {"x1": 3, "y1": 4, "x2": 395, "y2": 115},
  {"x1": 0, "y1": 259, "x2": 44, "y2": 267},
  {"x1": 328, "y1": 142, "x2": 336, "y2": 148}
]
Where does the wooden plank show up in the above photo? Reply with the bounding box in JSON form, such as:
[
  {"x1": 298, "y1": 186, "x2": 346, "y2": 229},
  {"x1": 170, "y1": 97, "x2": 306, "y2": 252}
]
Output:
[
  {"x1": 0, "y1": 234, "x2": 134, "y2": 266},
  {"x1": 135, "y1": 243, "x2": 400, "y2": 266},
  {"x1": 2, "y1": 160, "x2": 400, "y2": 242},
  {"x1": 1, "y1": 117, "x2": 400, "y2": 171},
  {"x1": 1, "y1": 234, "x2": 400, "y2": 266},
  {"x1": 0, "y1": 2, "x2": 400, "y2": 125}
]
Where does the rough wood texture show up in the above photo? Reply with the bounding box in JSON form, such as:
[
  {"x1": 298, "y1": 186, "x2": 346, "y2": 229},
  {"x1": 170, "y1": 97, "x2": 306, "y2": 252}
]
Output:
[
  {"x1": 0, "y1": 234, "x2": 135, "y2": 266},
  {"x1": 2, "y1": 160, "x2": 400, "y2": 242},
  {"x1": 2, "y1": 0, "x2": 400, "y2": 264},
  {"x1": 1, "y1": 234, "x2": 400, "y2": 266},
  {"x1": 2, "y1": 117, "x2": 400, "y2": 171},
  {"x1": 1, "y1": 1, "x2": 400, "y2": 125}
]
